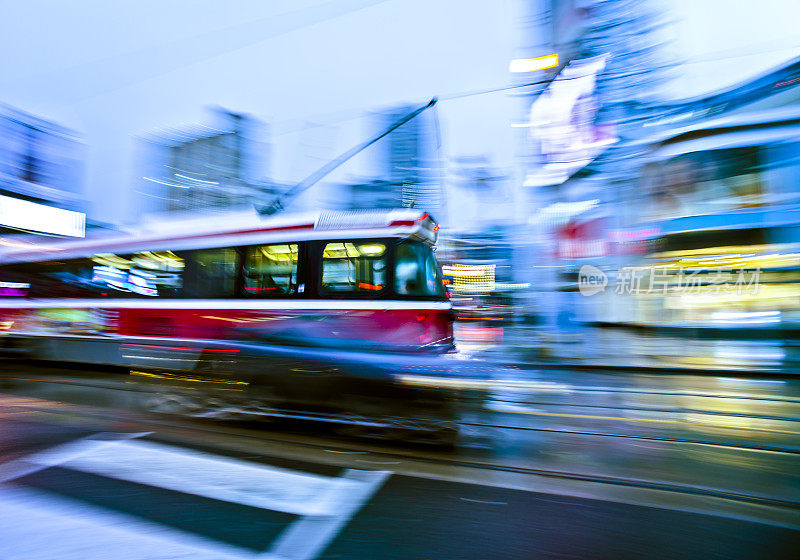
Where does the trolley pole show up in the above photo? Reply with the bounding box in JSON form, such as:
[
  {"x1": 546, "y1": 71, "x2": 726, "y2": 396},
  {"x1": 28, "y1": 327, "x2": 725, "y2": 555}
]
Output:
[{"x1": 259, "y1": 98, "x2": 438, "y2": 215}]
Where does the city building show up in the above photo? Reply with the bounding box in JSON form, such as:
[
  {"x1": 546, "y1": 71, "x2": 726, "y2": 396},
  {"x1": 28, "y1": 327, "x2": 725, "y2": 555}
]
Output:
[
  {"x1": 374, "y1": 105, "x2": 442, "y2": 214},
  {"x1": 327, "y1": 105, "x2": 444, "y2": 216},
  {"x1": 544, "y1": 49, "x2": 800, "y2": 330},
  {"x1": 0, "y1": 105, "x2": 86, "y2": 237},
  {"x1": 344, "y1": 179, "x2": 404, "y2": 209},
  {"x1": 140, "y1": 109, "x2": 271, "y2": 217},
  {"x1": 604, "y1": 76, "x2": 800, "y2": 329},
  {"x1": 512, "y1": 0, "x2": 800, "y2": 330}
]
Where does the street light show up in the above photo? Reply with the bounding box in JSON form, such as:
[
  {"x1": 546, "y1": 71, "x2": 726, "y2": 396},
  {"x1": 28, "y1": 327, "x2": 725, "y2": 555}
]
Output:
[{"x1": 509, "y1": 54, "x2": 559, "y2": 73}]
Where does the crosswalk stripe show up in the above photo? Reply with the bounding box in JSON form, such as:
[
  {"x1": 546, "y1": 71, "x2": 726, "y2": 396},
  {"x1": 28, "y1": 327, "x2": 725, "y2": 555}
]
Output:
[
  {"x1": 60, "y1": 439, "x2": 361, "y2": 516},
  {"x1": 1, "y1": 434, "x2": 392, "y2": 560},
  {"x1": 268, "y1": 469, "x2": 390, "y2": 560},
  {"x1": 0, "y1": 486, "x2": 252, "y2": 560},
  {"x1": 0, "y1": 432, "x2": 152, "y2": 484}
]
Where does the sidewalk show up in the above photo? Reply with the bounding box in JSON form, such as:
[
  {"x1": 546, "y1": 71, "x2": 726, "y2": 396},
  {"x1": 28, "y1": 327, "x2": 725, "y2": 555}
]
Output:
[{"x1": 455, "y1": 321, "x2": 800, "y2": 374}]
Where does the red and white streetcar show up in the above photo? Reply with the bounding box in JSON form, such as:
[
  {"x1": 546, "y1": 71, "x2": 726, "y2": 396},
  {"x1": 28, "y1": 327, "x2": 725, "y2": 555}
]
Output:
[{"x1": 0, "y1": 208, "x2": 460, "y2": 441}]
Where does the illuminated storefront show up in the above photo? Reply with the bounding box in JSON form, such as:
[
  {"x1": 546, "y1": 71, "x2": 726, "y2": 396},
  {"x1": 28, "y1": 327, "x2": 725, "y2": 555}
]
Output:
[{"x1": 610, "y1": 108, "x2": 800, "y2": 328}]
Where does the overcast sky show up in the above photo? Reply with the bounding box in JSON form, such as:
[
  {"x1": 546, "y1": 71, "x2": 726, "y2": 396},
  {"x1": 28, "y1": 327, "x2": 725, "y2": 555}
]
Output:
[
  {"x1": 0, "y1": 0, "x2": 519, "y2": 223},
  {"x1": 0, "y1": 0, "x2": 798, "y2": 224}
]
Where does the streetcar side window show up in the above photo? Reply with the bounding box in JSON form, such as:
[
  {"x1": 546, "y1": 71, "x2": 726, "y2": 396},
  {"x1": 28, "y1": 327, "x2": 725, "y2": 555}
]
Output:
[
  {"x1": 86, "y1": 252, "x2": 185, "y2": 297},
  {"x1": 321, "y1": 242, "x2": 386, "y2": 293},
  {"x1": 394, "y1": 242, "x2": 446, "y2": 298},
  {"x1": 0, "y1": 264, "x2": 31, "y2": 297},
  {"x1": 243, "y1": 244, "x2": 299, "y2": 296},
  {"x1": 127, "y1": 252, "x2": 185, "y2": 297},
  {"x1": 0, "y1": 261, "x2": 93, "y2": 298},
  {"x1": 86, "y1": 254, "x2": 131, "y2": 295},
  {"x1": 0, "y1": 259, "x2": 110, "y2": 298},
  {"x1": 180, "y1": 247, "x2": 239, "y2": 298}
]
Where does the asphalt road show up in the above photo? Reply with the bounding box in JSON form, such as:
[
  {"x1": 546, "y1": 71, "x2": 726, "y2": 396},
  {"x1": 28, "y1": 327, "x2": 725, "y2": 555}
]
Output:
[{"x1": 0, "y1": 391, "x2": 799, "y2": 559}]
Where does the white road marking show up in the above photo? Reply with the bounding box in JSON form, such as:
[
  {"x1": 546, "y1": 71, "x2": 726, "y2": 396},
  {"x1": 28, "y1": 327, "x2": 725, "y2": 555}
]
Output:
[
  {"x1": 1, "y1": 434, "x2": 391, "y2": 560},
  {"x1": 268, "y1": 469, "x2": 390, "y2": 560},
  {"x1": 0, "y1": 486, "x2": 255, "y2": 560},
  {"x1": 459, "y1": 497, "x2": 508, "y2": 505},
  {"x1": 0, "y1": 432, "x2": 152, "y2": 484},
  {"x1": 62, "y1": 439, "x2": 362, "y2": 516}
]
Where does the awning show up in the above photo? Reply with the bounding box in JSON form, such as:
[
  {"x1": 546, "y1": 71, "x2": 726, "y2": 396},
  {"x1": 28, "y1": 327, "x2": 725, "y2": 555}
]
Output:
[{"x1": 651, "y1": 126, "x2": 800, "y2": 160}]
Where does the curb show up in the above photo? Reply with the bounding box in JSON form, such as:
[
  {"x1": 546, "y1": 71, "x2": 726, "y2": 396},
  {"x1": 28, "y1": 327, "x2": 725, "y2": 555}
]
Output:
[
  {"x1": 485, "y1": 355, "x2": 800, "y2": 377},
  {"x1": 589, "y1": 321, "x2": 800, "y2": 340}
]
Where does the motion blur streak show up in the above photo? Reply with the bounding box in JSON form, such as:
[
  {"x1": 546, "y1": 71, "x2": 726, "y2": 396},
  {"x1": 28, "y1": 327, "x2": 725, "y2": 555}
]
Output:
[{"x1": 2, "y1": 0, "x2": 800, "y2": 558}]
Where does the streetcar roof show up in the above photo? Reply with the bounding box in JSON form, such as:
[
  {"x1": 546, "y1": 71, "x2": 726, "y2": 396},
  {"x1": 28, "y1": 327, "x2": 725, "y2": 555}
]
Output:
[{"x1": 0, "y1": 208, "x2": 439, "y2": 264}]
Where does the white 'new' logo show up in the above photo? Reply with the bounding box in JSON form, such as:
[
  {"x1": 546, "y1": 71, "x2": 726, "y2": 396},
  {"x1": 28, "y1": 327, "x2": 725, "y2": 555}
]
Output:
[{"x1": 578, "y1": 265, "x2": 607, "y2": 296}]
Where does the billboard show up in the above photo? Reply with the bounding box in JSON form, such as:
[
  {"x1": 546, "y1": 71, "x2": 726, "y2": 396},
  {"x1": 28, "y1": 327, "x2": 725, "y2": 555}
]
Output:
[
  {"x1": 524, "y1": 57, "x2": 617, "y2": 186},
  {"x1": 0, "y1": 194, "x2": 85, "y2": 237}
]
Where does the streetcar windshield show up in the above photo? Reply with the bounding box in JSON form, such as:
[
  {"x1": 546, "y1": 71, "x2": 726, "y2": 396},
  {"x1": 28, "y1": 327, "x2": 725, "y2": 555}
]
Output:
[{"x1": 394, "y1": 241, "x2": 445, "y2": 297}]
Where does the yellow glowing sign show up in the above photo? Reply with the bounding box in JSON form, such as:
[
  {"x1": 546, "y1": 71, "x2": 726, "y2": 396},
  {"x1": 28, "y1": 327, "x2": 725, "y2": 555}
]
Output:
[
  {"x1": 443, "y1": 264, "x2": 495, "y2": 293},
  {"x1": 509, "y1": 54, "x2": 559, "y2": 73}
]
